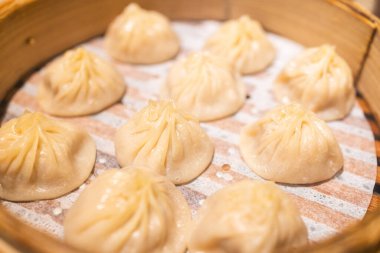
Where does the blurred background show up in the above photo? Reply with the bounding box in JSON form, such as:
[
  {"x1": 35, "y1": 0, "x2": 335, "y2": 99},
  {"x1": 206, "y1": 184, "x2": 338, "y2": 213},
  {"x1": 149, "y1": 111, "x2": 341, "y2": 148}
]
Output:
[{"x1": 356, "y1": 0, "x2": 380, "y2": 16}]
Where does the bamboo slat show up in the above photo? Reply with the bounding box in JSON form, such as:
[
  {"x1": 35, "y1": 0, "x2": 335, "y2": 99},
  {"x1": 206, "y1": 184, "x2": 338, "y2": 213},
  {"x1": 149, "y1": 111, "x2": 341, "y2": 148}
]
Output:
[{"x1": 358, "y1": 21, "x2": 380, "y2": 126}]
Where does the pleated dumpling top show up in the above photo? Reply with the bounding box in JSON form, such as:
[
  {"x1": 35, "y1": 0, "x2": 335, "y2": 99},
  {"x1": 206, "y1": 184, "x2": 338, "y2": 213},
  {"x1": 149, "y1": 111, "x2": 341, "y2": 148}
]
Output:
[
  {"x1": 39, "y1": 48, "x2": 126, "y2": 116},
  {"x1": 161, "y1": 51, "x2": 246, "y2": 121},
  {"x1": 275, "y1": 44, "x2": 354, "y2": 121},
  {"x1": 188, "y1": 181, "x2": 308, "y2": 253},
  {"x1": 240, "y1": 104, "x2": 343, "y2": 184},
  {"x1": 0, "y1": 112, "x2": 96, "y2": 201},
  {"x1": 204, "y1": 15, "x2": 276, "y2": 74},
  {"x1": 105, "y1": 3, "x2": 180, "y2": 64},
  {"x1": 115, "y1": 100, "x2": 214, "y2": 184},
  {"x1": 64, "y1": 168, "x2": 191, "y2": 253}
]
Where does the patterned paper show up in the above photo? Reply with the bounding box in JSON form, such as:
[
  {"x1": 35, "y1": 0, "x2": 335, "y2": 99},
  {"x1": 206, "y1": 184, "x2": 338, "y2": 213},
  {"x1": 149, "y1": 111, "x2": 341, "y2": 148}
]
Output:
[{"x1": 1, "y1": 21, "x2": 377, "y2": 242}]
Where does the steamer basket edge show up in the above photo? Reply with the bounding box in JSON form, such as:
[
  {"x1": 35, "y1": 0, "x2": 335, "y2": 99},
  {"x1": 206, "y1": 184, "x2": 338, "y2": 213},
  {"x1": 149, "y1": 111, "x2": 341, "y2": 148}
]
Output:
[{"x1": 0, "y1": 0, "x2": 380, "y2": 252}]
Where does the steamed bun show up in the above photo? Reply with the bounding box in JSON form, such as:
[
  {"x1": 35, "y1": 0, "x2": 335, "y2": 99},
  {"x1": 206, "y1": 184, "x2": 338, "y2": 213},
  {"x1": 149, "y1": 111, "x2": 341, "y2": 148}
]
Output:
[
  {"x1": 0, "y1": 112, "x2": 96, "y2": 201},
  {"x1": 204, "y1": 15, "x2": 275, "y2": 74},
  {"x1": 38, "y1": 47, "x2": 126, "y2": 117},
  {"x1": 115, "y1": 100, "x2": 214, "y2": 184},
  {"x1": 161, "y1": 52, "x2": 246, "y2": 121},
  {"x1": 188, "y1": 181, "x2": 308, "y2": 253},
  {"x1": 274, "y1": 44, "x2": 354, "y2": 121},
  {"x1": 64, "y1": 168, "x2": 191, "y2": 253},
  {"x1": 105, "y1": 3, "x2": 179, "y2": 64},
  {"x1": 240, "y1": 104, "x2": 343, "y2": 184}
]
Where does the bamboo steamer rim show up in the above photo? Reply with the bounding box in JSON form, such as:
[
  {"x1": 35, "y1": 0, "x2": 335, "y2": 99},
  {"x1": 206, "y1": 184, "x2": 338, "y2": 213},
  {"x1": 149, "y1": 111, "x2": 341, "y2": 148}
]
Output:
[{"x1": 1, "y1": 0, "x2": 380, "y2": 252}]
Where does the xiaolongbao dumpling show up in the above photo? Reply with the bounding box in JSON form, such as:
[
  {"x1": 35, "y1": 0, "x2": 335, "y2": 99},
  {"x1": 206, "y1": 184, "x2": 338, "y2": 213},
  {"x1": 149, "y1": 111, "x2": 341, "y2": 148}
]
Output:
[
  {"x1": 64, "y1": 168, "x2": 191, "y2": 253},
  {"x1": 0, "y1": 112, "x2": 96, "y2": 201},
  {"x1": 115, "y1": 100, "x2": 214, "y2": 184},
  {"x1": 161, "y1": 52, "x2": 246, "y2": 121},
  {"x1": 38, "y1": 47, "x2": 126, "y2": 117},
  {"x1": 240, "y1": 104, "x2": 343, "y2": 184},
  {"x1": 188, "y1": 181, "x2": 308, "y2": 253},
  {"x1": 274, "y1": 44, "x2": 354, "y2": 121},
  {"x1": 105, "y1": 3, "x2": 180, "y2": 64},
  {"x1": 204, "y1": 15, "x2": 275, "y2": 74}
]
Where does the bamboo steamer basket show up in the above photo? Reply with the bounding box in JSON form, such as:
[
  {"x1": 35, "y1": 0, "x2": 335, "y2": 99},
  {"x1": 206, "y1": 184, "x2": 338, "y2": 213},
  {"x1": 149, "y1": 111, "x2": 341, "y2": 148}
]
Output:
[{"x1": 1, "y1": 0, "x2": 380, "y2": 252}]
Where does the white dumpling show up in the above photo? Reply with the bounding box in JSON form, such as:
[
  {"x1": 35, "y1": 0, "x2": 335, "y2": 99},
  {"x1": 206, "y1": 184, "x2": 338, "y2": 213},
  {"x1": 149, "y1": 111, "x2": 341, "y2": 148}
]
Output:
[
  {"x1": 204, "y1": 15, "x2": 275, "y2": 74},
  {"x1": 161, "y1": 52, "x2": 246, "y2": 121},
  {"x1": 0, "y1": 112, "x2": 96, "y2": 201},
  {"x1": 188, "y1": 181, "x2": 308, "y2": 253},
  {"x1": 240, "y1": 104, "x2": 343, "y2": 184},
  {"x1": 64, "y1": 168, "x2": 191, "y2": 253},
  {"x1": 115, "y1": 100, "x2": 214, "y2": 184},
  {"x1": 274, "y1": 44, "x2": 354, "y2": 121},
  {"x1": 38, "y1": 47, "x2": 126, "y2": 116},
  {"x1": 105, "y1": 3, "x2": 179, "y2": 64}
]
